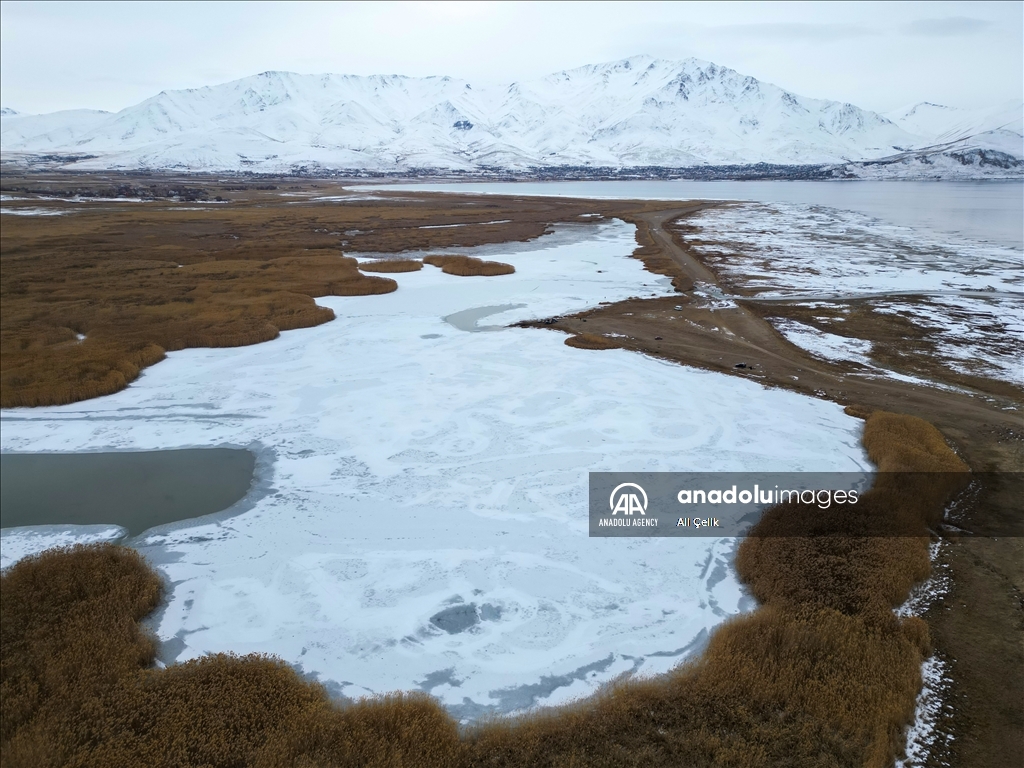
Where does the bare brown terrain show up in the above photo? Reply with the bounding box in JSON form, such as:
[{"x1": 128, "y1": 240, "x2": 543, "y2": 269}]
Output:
[{"x1": 1, "y1": 175, "x2": 1021, "y2": 766}]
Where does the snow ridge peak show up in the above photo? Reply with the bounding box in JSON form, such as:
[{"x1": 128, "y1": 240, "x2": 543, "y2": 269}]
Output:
[{"x1": 2, "y1": 56, "x2": 1019, "y2": 174}]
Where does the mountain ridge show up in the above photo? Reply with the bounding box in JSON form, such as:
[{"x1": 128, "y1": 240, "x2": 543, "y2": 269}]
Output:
[{"x1": 2, "y1": 55, "x2": 1021, "y2": 177}]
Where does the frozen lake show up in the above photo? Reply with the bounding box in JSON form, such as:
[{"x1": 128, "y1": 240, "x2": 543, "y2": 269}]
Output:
[
  {"x1": 373, "y1": 180, "x2": 1024, "y2": 251},
  {"x1": 0, "y1": 219, "x2": 869, "y2": 719}
]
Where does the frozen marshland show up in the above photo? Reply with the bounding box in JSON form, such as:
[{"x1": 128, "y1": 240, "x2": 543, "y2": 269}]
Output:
[
  {"x1": 681, "y1": 202, "x2": 1024, "y2": 386},
  {"x1": 0, "y1": 218, "x2": 870, "y2": 719}
]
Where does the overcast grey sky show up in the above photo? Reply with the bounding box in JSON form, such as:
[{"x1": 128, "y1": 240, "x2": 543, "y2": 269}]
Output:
[{"x1": 1, "y1": 1, "x2": 1021, "y2": 115}]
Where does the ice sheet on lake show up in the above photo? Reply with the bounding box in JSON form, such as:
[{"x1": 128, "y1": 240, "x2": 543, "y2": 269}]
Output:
[{"x1": 0, "y1": 219, "x2": 870, "y2": 719}]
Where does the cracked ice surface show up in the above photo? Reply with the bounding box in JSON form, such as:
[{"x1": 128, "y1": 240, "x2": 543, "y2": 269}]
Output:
[{"x1": 0, "y1": 219, "x2": 869, "y2": 719}]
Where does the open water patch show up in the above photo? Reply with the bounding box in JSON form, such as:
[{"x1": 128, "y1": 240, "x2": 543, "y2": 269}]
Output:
[
  {"x1": 444, "y1": 303, "x2": 526, "y2": 332},
  {"x1": 0, "y1": 448, "x2": 255, "y2": 537}
]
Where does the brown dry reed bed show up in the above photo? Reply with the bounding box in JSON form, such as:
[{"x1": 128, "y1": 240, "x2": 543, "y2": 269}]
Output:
[
  {"x1": 423, "y1": 254, "x2": 516, "y2": 276},
  {"x1": 0, "y1": 409, "x2": 967, "y2": 767},
  {"x1": 356, "y1": 259, "x2": 424, "y2": 273},
  {"x1": 2, "y1": 253, "x2": 396, "y2": 408},
  {"x1": 565, "y1": 332, "x2": 621, "y2": 350},
  {"x1": 0, "y1": 177, "x2": 683, "y2": 408}
]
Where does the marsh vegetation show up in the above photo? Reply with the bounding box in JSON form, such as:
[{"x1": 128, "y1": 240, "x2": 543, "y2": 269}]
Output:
[
  {"x1": 357, "y1": 259, "x2": 424, "y2": 273},
  {"x1": 0, "y1": 176, "x2": 681, "y2": 408},
  {"x1": 423, "y1": 254, "x2": 516, "y2": 276}
]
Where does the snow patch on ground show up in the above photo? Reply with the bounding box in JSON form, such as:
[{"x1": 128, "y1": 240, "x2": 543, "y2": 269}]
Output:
[
  {"x1": 1, "y1": 525, "x2": 126, "y2": 570},
  {"x1": 683, "y1": 202, "x2": 1021, "y2": 296},
  {"x1": 684, "y1": 202, "x2": 1023, "y2": 386},
  {"x1": 895, "y1": 539, "x2": 955, "y2": 767},
  {"x1": 691, "y1": 282, "x2": 737, "y2": 311},
  {"x1": 0, "y1": 207, "x2": 71, "y2": 216},
  {"x1": 874, "y1": 296, "x2": 1023, "y2": 387},
  {"x1": 896, "y1": 655, "x2": 955, "y2": 768},
  {"x1": 419, "y1": 220, "x2": 511, "y2": 229},
  {"x1": 771, "y1": 319, "x2": 874, "y2": 366}
]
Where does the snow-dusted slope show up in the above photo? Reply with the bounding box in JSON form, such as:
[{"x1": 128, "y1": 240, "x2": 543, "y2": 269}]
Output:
[
  {"x1": 2, "y1": 56, "x2": 925, "y2": 172},
  {"x1": 886, "y1": 102, "x2": 967, "y2": 139},
  {"x1": 844, "y1": 99, "x2": 1023, "y2": 180},
  {"x1": 1, "y1": 108, "x2": 113, "y2": 152},
  {"x1": 886, "y1": 99, "x2": 1023, "y2": 144}
]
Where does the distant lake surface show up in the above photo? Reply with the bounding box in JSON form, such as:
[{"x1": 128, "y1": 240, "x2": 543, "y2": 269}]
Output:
[
  {"x1": 374, "y1": 180, "x2": 1024, "y2": 251},
  {"x1": 0, "y1": 448, "x2": 254, "y2": 536}
]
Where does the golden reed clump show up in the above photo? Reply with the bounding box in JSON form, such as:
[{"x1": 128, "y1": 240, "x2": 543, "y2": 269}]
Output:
[
  {"x1": 564, "y1": 332, "x2": 620, "y2": 350},
  {"x1": 1, "y1": 545, "x2": 162, "y2": 764},
  {"x1": 0, "y1": 410, "x2": 967, "y2": 766},
  {"x1": 358, "y1": 259, "x2": 424, "y2": 273},
  {"x1": 0, "y1": 545, "x2": 461, "y2": 768},
  {"x1": 423, "y1": 254, "x2": 515, "y2": 276}
]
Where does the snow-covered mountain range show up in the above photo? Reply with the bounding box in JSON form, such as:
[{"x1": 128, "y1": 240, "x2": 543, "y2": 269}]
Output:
[{"x1": 2, "y1": 55, "x2": 1021, "y2": 177}]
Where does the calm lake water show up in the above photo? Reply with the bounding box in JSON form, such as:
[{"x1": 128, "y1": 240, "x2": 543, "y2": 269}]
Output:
[
  {"x1": 0, "y1": 449, "x2": 254, "y2": 536},
  {"x1": 374, "y1": 180, "x2": 1024, "y2": 251}
]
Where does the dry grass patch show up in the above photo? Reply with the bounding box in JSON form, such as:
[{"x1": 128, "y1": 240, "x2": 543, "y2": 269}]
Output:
[
  {"x1": 737, "y1": 413, "x2": 968, "y2": 614},
  {"x1": 255, "y1": 693, "x2": 463, "y2": 768},
  {"x1": 1, "y1": 252, "x2": 394, "y2": 407},
  {"x1": 423, "y1": 254, "x2": 515, "y2": 276},
  {"x1": 844, "y1": 404, "x2": 874, "y2": 420},
  {"x1": 863, "y1": 411, "x2": 969, "y2": 474},
  {"x1": 0, "y1": 545, "x2": 162, "y2": 764},
  {"x1": 358, "y1": 259, "x2": 424, "y2": 273},
  {"x1": 564, "y1": 332, "x2": 620, "y2": 350}
]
